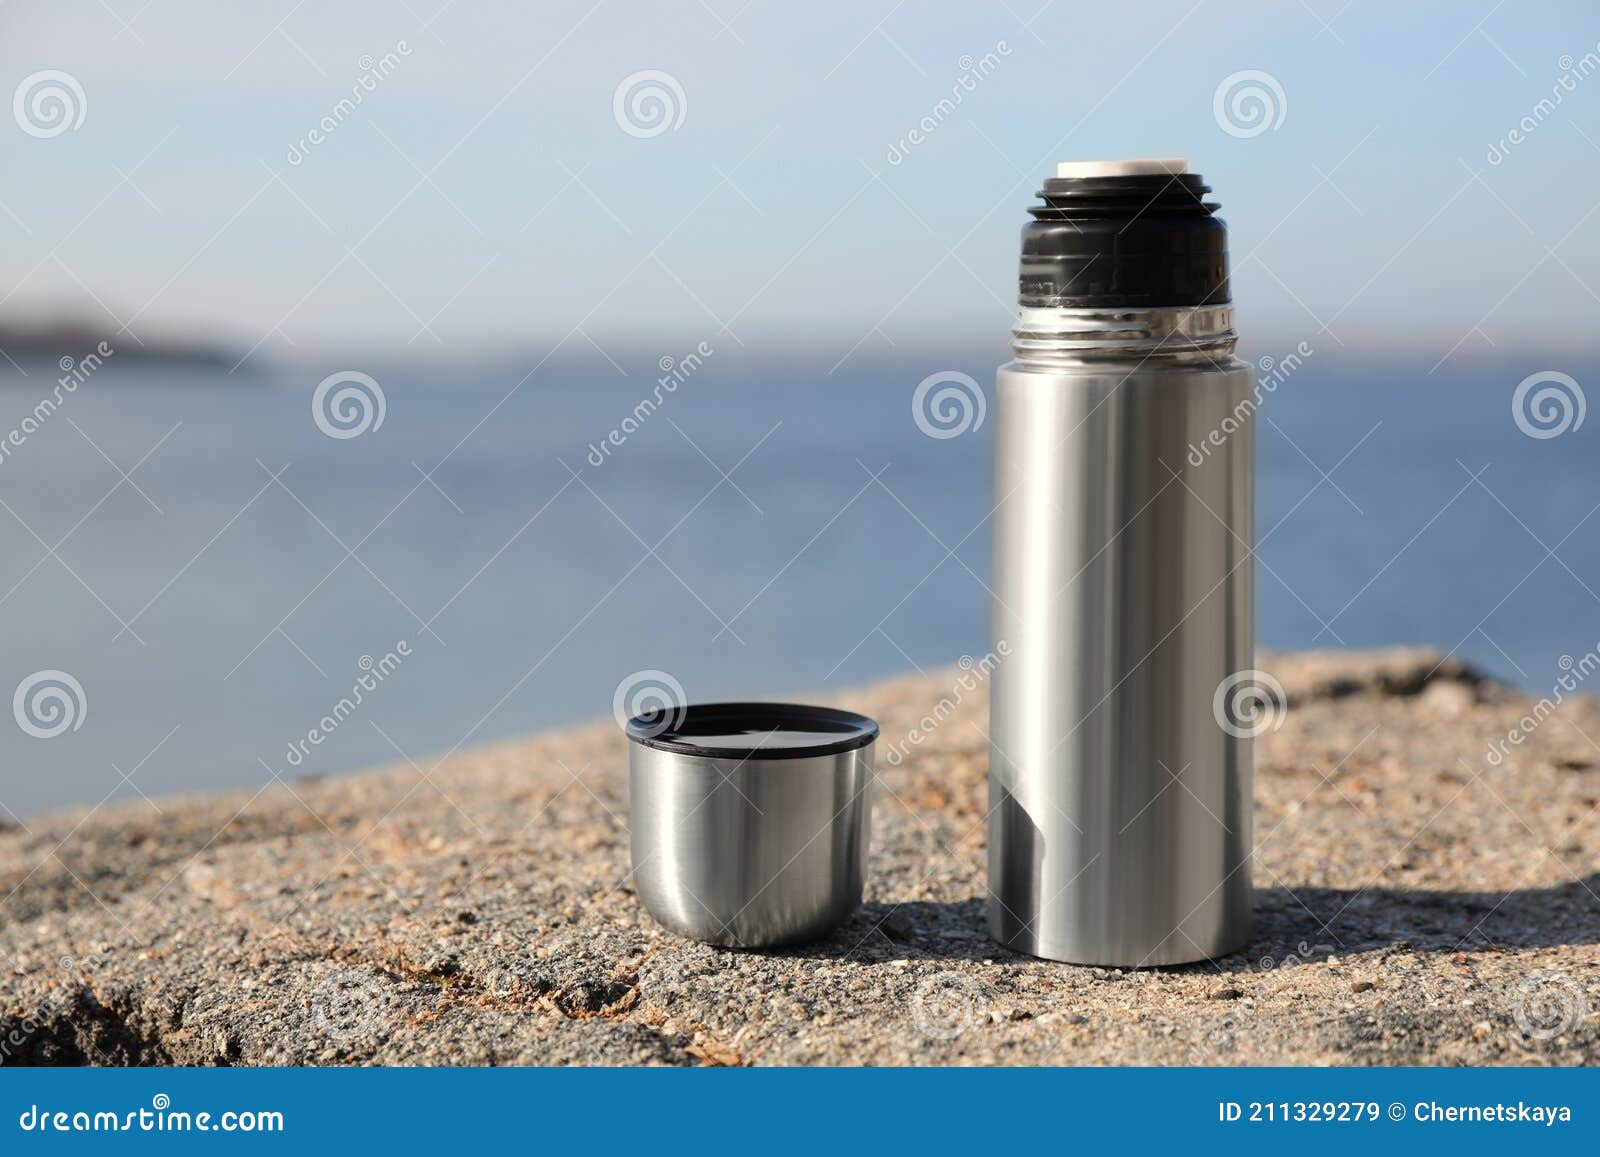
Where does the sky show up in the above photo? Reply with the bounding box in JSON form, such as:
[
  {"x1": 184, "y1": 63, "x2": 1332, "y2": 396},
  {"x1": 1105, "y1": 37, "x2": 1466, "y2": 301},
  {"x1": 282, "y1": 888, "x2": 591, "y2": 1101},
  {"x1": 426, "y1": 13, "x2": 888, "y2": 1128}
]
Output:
[{"x1": 0, "y1": 1, "x2": 1597, "y2": 367}]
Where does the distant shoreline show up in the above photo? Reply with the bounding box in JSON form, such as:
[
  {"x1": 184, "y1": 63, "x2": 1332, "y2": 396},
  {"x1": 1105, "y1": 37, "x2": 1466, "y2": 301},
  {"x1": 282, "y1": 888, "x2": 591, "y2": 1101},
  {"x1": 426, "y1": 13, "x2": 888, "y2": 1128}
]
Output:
[{"x1": 0, "y1": 321, "x2": 239, "y2": 372}]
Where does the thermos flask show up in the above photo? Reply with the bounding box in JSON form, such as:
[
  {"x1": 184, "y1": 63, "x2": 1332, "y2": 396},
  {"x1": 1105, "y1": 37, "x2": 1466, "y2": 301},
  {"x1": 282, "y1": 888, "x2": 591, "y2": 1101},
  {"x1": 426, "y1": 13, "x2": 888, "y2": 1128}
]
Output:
[{"x1": 988, "y1": 158, "x2": 1253, "y2": 966}]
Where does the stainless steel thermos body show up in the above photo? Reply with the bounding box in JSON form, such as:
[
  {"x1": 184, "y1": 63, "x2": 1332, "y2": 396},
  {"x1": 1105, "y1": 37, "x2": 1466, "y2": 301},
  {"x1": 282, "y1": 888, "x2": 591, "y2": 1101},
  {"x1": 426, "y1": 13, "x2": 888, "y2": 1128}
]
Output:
[{"x1": 987, "y1": 159, "x2": 1254, "y2": 965}]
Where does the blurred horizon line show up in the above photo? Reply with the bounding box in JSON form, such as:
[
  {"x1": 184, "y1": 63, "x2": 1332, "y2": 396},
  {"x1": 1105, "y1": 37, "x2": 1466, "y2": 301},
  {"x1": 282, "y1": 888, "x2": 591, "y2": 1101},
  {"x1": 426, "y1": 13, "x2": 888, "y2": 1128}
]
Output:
[{"x1": 2, "y1": 306, "x2": 1590, "y2": 380}]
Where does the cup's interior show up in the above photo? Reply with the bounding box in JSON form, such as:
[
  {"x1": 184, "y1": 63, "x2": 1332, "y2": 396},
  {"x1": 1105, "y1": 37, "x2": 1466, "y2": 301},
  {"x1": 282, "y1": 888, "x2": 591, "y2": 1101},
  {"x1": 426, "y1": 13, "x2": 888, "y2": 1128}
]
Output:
[{"x1": 626, "y1": 701, "x2": 877, "y2": 761}]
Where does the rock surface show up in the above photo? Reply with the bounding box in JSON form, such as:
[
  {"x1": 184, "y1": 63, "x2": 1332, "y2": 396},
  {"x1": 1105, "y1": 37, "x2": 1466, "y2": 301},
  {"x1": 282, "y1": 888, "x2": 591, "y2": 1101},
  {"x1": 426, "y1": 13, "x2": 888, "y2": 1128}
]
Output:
[{"x1": 2, "y1": 648, "x2": 1597, "y2": 1066}]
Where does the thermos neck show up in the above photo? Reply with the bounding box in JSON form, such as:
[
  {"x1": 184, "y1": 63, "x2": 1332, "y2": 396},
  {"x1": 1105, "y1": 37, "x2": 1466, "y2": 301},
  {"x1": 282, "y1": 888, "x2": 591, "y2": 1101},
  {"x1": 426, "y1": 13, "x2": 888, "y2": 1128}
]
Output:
[{"x1": 1010, "y1": 303, "x2": 1238, "y2": 366}]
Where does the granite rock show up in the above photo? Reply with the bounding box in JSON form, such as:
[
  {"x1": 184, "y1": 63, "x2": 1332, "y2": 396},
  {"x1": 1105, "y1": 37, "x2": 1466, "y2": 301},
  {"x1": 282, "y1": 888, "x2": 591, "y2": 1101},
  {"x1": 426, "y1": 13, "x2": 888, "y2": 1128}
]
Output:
[{"x1": 2, "y1": 648, "x2": 1597, "y2": 1066}]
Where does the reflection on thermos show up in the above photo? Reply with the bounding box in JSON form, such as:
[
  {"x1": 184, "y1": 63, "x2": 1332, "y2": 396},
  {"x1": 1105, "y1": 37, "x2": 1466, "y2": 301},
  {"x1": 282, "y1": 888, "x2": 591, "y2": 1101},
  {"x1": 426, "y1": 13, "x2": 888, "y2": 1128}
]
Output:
[{"x1": 988, "y1": 158, "x2": 1254, "y2": 966}]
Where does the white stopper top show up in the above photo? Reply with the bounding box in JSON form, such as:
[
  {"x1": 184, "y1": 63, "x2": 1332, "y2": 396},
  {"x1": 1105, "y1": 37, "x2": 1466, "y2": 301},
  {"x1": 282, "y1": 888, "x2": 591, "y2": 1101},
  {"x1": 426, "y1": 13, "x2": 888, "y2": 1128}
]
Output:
[{"x1": 1055, "y1": 157, "x2": 1190, "y2": 179}]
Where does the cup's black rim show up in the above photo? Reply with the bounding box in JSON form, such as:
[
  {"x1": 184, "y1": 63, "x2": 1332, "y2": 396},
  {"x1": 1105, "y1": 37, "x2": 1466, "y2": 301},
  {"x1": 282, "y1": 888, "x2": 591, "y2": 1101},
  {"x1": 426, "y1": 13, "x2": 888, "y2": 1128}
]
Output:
[{"x1": 625, "y1": 701, "x2": 879, "y2": 760}]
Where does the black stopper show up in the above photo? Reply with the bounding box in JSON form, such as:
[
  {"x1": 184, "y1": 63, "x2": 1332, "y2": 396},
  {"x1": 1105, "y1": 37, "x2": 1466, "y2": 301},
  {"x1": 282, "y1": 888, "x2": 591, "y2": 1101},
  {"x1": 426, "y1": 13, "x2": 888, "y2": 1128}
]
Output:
[{"x1": 1019, "y1": 171, "x2": 1231, "y2": 309}]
